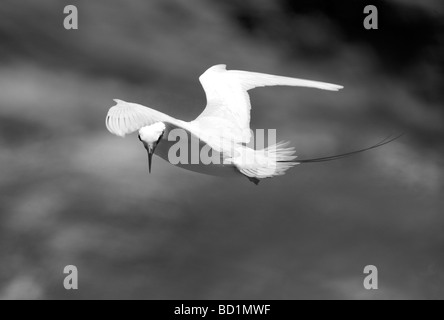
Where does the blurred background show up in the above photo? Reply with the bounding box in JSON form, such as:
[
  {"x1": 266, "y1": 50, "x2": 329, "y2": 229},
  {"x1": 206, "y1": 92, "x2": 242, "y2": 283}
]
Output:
[{"x1": 0, "y1": 0, "x2": 443, "y2": 299}]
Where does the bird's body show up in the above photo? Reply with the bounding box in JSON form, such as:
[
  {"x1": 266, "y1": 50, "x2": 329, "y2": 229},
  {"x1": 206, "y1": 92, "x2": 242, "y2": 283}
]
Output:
[
  {"x1": 106, "y1": 64, "x2": 394, "y2": 184},
  {"x1": 153, "y1": 134, "x2": 238, "y2": 178},
  {"x1": 146, "y1": 122, "x2": 237, "y2": 177},
  {"x1": 131, "y1": 114, "x2": 295, "y2": 182}
]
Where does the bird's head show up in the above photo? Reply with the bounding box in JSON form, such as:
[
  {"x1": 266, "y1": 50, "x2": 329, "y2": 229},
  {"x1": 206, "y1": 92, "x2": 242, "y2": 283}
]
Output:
[{"x1": 138, "y1": 122, "x2": 166, "y2": 173}]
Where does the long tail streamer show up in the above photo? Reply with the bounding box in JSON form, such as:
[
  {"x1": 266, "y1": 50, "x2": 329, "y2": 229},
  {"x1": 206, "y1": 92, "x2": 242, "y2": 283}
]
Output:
[{"x1": 281, "y1": 133, "x2": 403, "y2": 164}]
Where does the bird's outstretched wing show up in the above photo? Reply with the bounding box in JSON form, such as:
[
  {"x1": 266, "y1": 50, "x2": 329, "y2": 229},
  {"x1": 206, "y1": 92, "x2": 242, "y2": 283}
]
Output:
[
  {"x1": 106, "y1": 99, "x2": 177, "y2": 137},
  {"x1": 193, "y1": 64, "x2": 343, "y2": 143}
]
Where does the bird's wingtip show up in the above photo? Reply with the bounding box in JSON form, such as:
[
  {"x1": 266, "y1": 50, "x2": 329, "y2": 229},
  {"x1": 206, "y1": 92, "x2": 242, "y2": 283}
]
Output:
[
  {"x1": 113, "y1": 99, "x2": 127, "y2": 105},
  {"x1": 207, "y1": 64, "x2": 227, "y2": 72},
  {"x1": 330, "y1": 84, "x2": 344, "y2": 91}
]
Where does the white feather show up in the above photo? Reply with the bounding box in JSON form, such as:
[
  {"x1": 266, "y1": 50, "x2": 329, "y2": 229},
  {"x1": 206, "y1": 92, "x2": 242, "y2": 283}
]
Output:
[
  {"x1": 105, "y1": 99, "x2": 176, "y2": 137},
  {"x1": 193, "y1": 64, "x2": 343, "y2": 144}
]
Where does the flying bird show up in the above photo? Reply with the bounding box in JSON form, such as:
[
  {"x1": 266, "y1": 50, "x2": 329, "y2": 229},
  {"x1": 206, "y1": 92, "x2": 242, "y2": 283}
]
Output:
[{"x1": 106, "y1": 64, "x2": 398, "y2": 184}]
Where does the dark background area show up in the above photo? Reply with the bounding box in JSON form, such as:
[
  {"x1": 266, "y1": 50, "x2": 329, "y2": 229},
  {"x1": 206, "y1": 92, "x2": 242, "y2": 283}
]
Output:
[{"x1": 0, "y1": 0, "x2": 443, "y2": 299}]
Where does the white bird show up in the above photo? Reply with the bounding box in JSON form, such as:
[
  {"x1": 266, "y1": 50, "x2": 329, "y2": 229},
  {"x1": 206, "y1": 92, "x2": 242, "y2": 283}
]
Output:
[{"x1": 106, "y1": 64, "x2": 397, "y2": 184}]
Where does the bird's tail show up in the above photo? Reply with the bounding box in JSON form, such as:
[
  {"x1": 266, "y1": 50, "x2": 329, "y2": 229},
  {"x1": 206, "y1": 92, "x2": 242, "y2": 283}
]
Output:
[
  {"x1": 265, "y1": 140, "x2": 298, "y2": 166},
  {"x1": 240, "y1": 135, "x2": 402, "y2": 185},
  {"x1": 239, "y1": 141, "x2": 298, "y2": 184},
  {"x1": 279, "y1": 134, "x2": 403, "y2": 164}
]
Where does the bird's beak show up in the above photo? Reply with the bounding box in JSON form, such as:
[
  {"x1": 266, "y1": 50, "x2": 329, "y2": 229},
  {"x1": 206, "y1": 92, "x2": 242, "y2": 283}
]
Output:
[
  {"x1": 148, "y1": 148, "x2": 154, "y2": 173},
  {"x1": 143, "y1": 143, "x2": 156, "y2": 173}
]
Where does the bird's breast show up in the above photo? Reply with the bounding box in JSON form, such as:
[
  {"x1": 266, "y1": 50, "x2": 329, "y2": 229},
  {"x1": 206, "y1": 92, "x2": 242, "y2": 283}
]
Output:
[{"x1": 154, "y1": 135, "x2": 239, "y2": 177}]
